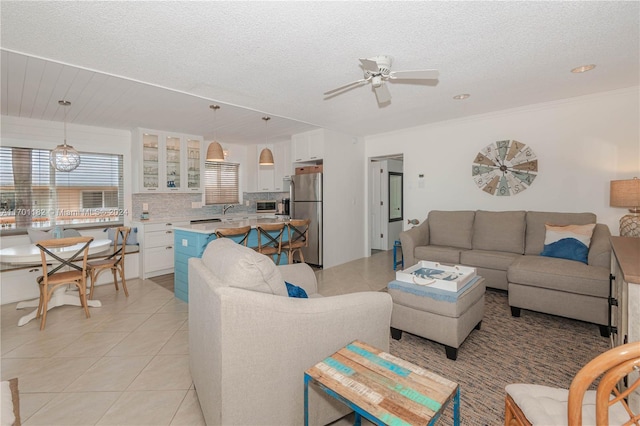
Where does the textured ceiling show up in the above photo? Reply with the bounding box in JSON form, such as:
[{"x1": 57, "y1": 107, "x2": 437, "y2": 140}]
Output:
[{"x1": 1, "y1": 1, "x2": 638, "y2": 145}]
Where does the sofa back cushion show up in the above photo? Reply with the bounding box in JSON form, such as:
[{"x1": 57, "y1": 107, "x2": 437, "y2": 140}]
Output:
[
  {"x1": 428, "y1": 210, "x2": 475, "y2": 249},
  {"x1": 473, "y1": 210, "x2": 526, "y2": 254},
  {"x1": 524, "y1": 211, "x2": 596, "y2": 255},
  {"x1": 201, "y1": 238, "x2": 288, "y2": 296}
]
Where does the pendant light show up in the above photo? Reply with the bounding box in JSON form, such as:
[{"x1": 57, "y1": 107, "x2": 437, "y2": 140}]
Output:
[
  {"x1": 259, "y1": 116, "x2": 274, "y2": 166},
  {"x1": 50, "y1": 100, "x2": 81, "y2": 172},
  {"x1": 206, "y1": 105, "x2": 225, "y2": 162}
]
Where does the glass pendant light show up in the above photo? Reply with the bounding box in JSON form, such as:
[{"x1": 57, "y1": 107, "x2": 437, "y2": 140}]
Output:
[
  {"x1": 50, "y1": 100, "x2": 80, "y2": 172},
  {"x1": 259, "y1": 116, "x2": 274, "y2": 165},
  {"x1": 206, "y1": 105, "x2": 225, "y2": 162}
]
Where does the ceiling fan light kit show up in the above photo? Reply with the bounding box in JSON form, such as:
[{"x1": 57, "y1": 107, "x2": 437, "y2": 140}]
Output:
[{"x1": 324, "y1": 55, "x2": 439, "y2": 105}]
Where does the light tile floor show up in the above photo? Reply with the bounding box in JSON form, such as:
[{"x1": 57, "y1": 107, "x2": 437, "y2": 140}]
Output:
[{"x1": 1, "y1": 250, "x2": 396, "y2": 425}]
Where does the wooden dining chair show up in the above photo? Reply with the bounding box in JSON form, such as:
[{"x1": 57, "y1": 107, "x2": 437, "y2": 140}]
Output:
[
  {"x1": 215, "y1": 225, "x2": 252, "y2": 246},
  {"x1": 256, "y1": 222, "x2": 286, "y2": 263},
  {"x1": 505, "y1": 341, "x2": 640, "y2": 425},
  {"x1": 88, "y1": 226, "x2": 130, "y2": 299},
  {"x1": 35, "y1": 236, "x2": 93, "y2": 330},
  {"x1": 281, "y1": 219, "x2": 310, "y2": 264}
]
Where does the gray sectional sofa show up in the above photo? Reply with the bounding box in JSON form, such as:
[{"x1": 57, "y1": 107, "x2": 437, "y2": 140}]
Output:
[{"x1": 399, "y1": 210, "x2": 612, "y2": 335}]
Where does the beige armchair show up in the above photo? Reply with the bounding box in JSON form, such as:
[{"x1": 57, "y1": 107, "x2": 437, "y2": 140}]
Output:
[{"x1": 188, "y1": 238, "x2": 393, "y2": 426}]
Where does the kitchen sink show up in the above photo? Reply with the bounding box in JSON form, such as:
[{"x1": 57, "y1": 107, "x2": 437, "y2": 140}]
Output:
[{"x1": 190, "y1": 218, "x2": 222, "y2": 224}]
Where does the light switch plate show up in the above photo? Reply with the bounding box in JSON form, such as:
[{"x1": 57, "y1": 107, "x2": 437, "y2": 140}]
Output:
[{"x1": 182, "y1": 239, "x2": 188, "y2": 247}]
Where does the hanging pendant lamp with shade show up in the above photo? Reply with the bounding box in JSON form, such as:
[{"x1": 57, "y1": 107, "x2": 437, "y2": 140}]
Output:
[
  {"x1": 206, "y1": 105, "x2": 225, "y2": 162},
  {"x1": 50, "y1": 100, "x2": 81, "y2": 172},
  {"x1": 259, "y1": 116, "x2": 275, "y2": 166}
]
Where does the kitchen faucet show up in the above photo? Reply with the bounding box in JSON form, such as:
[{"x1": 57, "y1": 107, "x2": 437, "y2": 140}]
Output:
[{"x1": 223, "y1": 204, "x2": 234, "y2": 215}]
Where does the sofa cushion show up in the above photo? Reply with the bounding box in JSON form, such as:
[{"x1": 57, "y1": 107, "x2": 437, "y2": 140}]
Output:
[
  {"x1": 525, "y1": 212, "x2": 596, "y2": 255},
  {"x1": 201, "y1": 238, "x2": 288, "y2": 296},
  {"x1": 540, "y1": 223, "x2": 596, "y2": 264},
  {"x1": 507, "y1": 255, "x2": 609, "y2": 298},
  {"x1": 472, "y1": 210, "x2": 526, "y2": 254},
  {"x1": 414, "y1": 245, "x2": 463, "y2": 265},
  {"x1": 428, "y1": 211, "x2": 475, "y2": 249},
  {"x1": 460, "y1": 249, "x2": 521, "y2": 271}
]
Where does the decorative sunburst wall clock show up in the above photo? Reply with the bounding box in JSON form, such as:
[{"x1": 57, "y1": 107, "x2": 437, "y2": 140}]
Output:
[{"x1": 472, "y1": 140, "x2": 538, "y2": 196}]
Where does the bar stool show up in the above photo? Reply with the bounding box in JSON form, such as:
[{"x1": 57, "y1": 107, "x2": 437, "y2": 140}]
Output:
[
  {"x1": 281, "y1": 219, "x2": 310, "y2": 264},
  {"x1": 256, "y1": 222, "x2": 286, "y2": 264},
  {"x1": 215, "y1": 225, "x2": 251, "y2": 246}
]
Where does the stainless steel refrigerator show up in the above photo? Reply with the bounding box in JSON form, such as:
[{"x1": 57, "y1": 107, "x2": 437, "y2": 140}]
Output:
[{"x1": 290, "y1": 172, "x2": 323, "y2": 267}]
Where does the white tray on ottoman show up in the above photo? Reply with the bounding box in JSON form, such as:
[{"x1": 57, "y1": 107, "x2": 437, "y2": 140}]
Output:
[{"x1": 396, "y1": 261, "x2": 477, "y2": 292}]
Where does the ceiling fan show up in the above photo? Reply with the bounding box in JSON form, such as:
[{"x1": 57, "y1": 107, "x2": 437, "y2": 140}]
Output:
[{"x1": 324, "y1": 55, "x2": 439, "y2": 104}]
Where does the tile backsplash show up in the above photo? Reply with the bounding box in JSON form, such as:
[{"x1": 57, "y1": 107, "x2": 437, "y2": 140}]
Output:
[{"x1": 132, "y1": 192, "x2": 288, "y2": 221}]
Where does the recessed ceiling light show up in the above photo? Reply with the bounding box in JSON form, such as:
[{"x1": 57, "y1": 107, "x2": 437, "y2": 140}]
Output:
[
  {"x1": 571, "y1": 64, "x2": 596, "y2": 73},
  {"x1": 453, "y1": 94, "x2": 470, "y2": 100}
]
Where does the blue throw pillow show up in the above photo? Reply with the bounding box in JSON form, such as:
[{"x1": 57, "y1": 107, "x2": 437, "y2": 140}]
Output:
[
  {"x1": 285, "y1": 281, "x2": 308, "y2": 298},
  {"x1": 104, "y1": 227, "x2": 138, "y2": 245},
  {"x1": 540, "y1": 223, "x2": 595, "y2": 264}
]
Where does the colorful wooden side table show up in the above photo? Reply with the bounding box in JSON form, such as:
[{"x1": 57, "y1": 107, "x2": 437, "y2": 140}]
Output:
[{"x1": 304, "y1": 340, "x2": 460, "y2": 425}]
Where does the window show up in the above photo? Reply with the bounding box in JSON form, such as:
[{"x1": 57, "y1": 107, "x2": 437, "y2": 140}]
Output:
[
  {"x1": 204, "y1": 162, "x2": 239, "y2": 205},
  {"x1": 81, "y1": 190, "x2": 119, "y2": 209},
  {"x1": 0, "y1": 146, "x2": 124, "y2": 231}
]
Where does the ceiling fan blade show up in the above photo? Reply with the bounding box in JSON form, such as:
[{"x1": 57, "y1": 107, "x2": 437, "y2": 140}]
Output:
[
  {"x1": 359, "y1": 58, "x2": 379, "y2": 73},
  {"x1": 323, "y1": 78, "x2": 368, "y2": 95},
  {"x1": 389, "y1": 69, "x2": 439, "y2": 80},
  {"x1": 374, "y1": 84, "x2": 391, "y2": 104}
]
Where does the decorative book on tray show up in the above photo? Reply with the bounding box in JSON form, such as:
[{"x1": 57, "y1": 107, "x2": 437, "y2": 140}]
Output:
[{"x1": 396, "y1": 261, "x2": 477, "y2": 292}]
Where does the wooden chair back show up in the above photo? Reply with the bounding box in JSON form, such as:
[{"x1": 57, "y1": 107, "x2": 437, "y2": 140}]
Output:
[
  {"x1": 568, "y1": 341, "x2": 640, "y2": 425},
  {"x1": 37, "y1": 236, "x2": 93, "y2": 279},
  {"x1": 36, "y1": 236, "x2": 93, "y2": 330},
  {"x1": 283, "y1": 219, "x2": 310, "y2": 264},
  {"x1": 286, "y1": 219, "x2": 310, "y2": 249},
  {"x1": 256, "y1": 222, "x2": 285, "y2": 263},
  {"x1": 215, "y1": 225, "x2": 252, "y2": 246},
  {"x1": 88, "y1": 227, "x2": 131, "y2": 299}
]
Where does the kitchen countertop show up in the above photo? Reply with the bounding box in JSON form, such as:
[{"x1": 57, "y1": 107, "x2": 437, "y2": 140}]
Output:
[
  {"x1": 173, "y1": 217, "x2": 290, "y2": 234},
  {"x1": 132, "y1": 213, "x2": 280, "y2": 225}
]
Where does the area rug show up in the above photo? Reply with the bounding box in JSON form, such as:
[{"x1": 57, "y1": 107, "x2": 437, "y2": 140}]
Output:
[{"x1": 388, "y1": 289, "x2": 610, "y2": 425}]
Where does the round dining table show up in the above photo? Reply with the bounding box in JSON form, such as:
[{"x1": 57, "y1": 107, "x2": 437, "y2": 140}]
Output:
[{"x1": 0, "y1": 238, "x2": 111, "y2": 326}]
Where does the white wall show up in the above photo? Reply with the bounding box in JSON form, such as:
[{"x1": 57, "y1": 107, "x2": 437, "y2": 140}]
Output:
[
  {"x1": 323, "y1": 130, "x2": 365, "y2": 268},
  {"x1": 364, "y1": 88, "x2": 640, "y2": 243},
  {"x1": 1, "y1": 115, "x2": 134, "y2": 224}
]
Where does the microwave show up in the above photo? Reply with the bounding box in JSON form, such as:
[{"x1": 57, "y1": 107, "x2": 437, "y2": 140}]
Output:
[{"x1": 256, "y1": 200, "x2": 277, "y2": 213}]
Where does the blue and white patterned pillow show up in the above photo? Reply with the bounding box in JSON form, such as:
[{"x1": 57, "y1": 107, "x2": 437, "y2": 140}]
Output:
[{"x1": 540, "y1": 223, "x2": 596, "y2": 264}]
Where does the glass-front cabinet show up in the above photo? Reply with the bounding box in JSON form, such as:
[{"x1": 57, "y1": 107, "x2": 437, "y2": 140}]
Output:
[
  {"x1": 133, "y1": 128, "x2": 203, "y2": 193},
  {"x1": 142, "y1": 132, "x2": 160, "y2": 190},
  {"x1": 186, "y1": 138, "x2": 201, "y2": 190},
  {"x1": 165, "y1": 135, "x2": 181, "y2": 191}
]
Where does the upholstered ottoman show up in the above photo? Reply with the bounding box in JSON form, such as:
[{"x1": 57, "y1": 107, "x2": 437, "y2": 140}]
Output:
[{"x1": 388, "y1": 277, "x2": 485, "y2": 360}]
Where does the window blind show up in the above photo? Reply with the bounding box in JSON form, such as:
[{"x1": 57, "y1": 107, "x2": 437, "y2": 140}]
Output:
[
  {"x1": 0, "y1": 146, "x2": 124, "y2": 231},
  {"x1": 204, "y1": 162, "x2": 239, "y2": 205}
]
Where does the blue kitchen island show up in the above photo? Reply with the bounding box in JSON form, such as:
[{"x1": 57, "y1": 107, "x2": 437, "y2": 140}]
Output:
[{"x1": 172, "y1": 218, "x2": 290, "y2": 302}]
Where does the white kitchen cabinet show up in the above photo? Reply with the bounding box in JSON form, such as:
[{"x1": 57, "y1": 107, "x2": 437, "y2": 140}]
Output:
[
  {"x1": 292, "y1": 129, "x2": 324, "y2": 163},
  {"x1": 135, "y1": 220, "x2": 188, "y2": 278},
  {"x1": 273, "y1": 140, "x2": 292, "y2": 191},
  {"x1": 252, "y1": 141, "x2": 291, "y2": 192},
  {"x1": 133, "y1": 128, "x2": 203, "y2": 193},
  {"x1": 256, "y1": 143, "x2": 275, "y2": 192}
]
